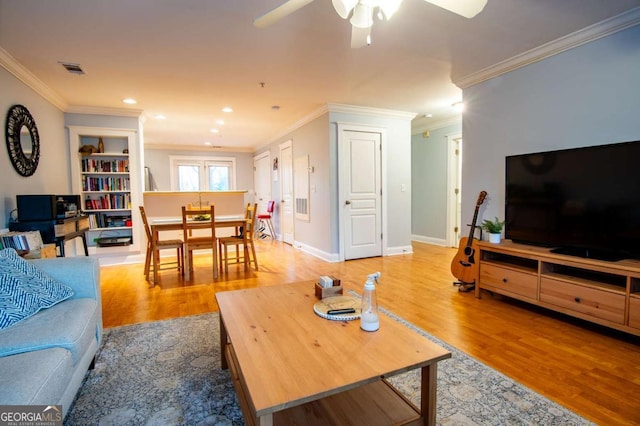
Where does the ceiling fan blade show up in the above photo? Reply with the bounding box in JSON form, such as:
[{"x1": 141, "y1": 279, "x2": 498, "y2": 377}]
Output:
[
  {"x1": 423, "y1": 0, "x2": 487, "y2": 18},
  {"x1": 253, "y1": 0, "x2": 316, "y2": 28},
  {"x1": 350, "y1": 26, "x2": 370, "y2": 49}
]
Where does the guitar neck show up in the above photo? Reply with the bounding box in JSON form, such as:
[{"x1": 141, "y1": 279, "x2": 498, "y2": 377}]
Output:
[{"x1": 465, "y1": 207, "x2": 481, "y2": 246}]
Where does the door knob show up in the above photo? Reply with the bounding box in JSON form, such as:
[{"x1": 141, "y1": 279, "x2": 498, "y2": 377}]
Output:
[{"x1": 345, "y1": 200, "x2": 351, "y2": 205}]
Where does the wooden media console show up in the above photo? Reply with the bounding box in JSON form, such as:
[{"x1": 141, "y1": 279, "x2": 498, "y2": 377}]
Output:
[{"x1": 475, "y1": 240, "x2": 640, "y2": 336}]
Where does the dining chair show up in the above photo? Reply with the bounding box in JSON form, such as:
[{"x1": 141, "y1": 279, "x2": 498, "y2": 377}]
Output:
[
  {"x1": 139, "y1": 206, "x2": 183, "y2": 284},
  {"x1": 257, "y1": 200, "x2": 276, "y2": 239},
  {"x1": 218, "y1": 203, "x2": 259, "y2": 273},
  {"x1": 181, "y1": 205, "x2": 217, "y2": 280}
]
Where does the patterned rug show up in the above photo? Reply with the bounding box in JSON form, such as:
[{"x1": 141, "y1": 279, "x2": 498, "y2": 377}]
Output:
[{"x1": 64, "y1": 310, "x2": 591, "y2": 425}]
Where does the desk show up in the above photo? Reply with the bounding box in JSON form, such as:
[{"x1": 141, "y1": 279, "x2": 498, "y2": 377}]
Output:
[
  {"x1": 149, "y1": 216, "x2": 247, "y2": 283},
  {"x1": 9, "y1": 216, "x2": 90, "y2": 257},
  {"x1": 217, "y1": 283, "x2": 452, "y2": 425}
]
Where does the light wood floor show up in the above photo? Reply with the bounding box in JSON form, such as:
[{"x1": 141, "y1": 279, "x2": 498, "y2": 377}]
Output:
[{"x1": 100, "y1": 239, "x2": 640, "y2": 425}]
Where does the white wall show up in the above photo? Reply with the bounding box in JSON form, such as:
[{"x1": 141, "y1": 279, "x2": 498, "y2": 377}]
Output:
[
  {"x1": 255, "y1": 114, "x2": 331, "y2": 253},
  {"x1": 411, "y1": 122, "x2": 461, "y2": 243},
  {"x1": 330, "y1": 111, "x2": 414, "y2": 254},
  {"x1": 143, "y1": 148, "x2": 255, "y2": 196},
  {"x1": 256, "y1": 107, "x2": 414, "y2": 259},
  {"x1": 461, "y1": 25, "x2": 640, "y2": 230},
  {"x1": 1, "y1": 67, "x2": 68, "y2": 227}
]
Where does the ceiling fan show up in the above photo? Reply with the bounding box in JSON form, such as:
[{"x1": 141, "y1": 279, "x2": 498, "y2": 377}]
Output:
[{"x1": 253, "y1": 0, "x2": 488, "y2": 48}]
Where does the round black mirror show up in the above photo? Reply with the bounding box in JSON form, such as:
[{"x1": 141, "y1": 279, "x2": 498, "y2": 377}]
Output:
[{"x1": 5, "y1": 104, "x2": 40, "y2": 176}]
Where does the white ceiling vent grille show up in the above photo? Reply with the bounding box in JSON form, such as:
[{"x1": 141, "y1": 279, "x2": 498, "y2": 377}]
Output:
[{"x1": 60, "y1": 62, "x2": 85, "y2": 75}]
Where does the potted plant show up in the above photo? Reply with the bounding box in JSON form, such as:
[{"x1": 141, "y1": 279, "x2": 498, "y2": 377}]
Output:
[{"x1": 481, "y1": 217, "x2": 505, "y2": 243}]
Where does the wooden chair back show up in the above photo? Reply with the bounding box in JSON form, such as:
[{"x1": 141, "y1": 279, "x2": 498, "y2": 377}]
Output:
[
  {"x1": 139, "y1": 205, "x2": 183, "y2": 284},
  {"x1": 139, "y1": 205, "x2": 153, "y2": 242},
  {"x1": 218, "y1": 203, "x2": 258, "y2": 273},
  {"x1": 181, "y1": 205, "x2": 217, "y2": 280}
]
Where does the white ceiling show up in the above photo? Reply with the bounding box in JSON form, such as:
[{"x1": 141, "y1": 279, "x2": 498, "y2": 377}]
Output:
[{"x1": 1, "y1": 0, "x2": 638, "y2": 151}]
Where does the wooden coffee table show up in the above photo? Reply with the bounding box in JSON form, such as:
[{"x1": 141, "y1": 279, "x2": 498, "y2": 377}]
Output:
[{"x1": 216, "y1": 282, "x2": 451, "y2": 426}]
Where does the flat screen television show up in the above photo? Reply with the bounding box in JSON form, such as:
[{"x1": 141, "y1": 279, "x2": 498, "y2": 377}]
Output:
[{"x1": 505, "y1": 140, "x2": 640, "y2": 261}]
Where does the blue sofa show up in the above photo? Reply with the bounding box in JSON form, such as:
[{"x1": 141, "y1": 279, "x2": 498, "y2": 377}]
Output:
[{"x1": 0, "y1": 255, "x2": 102, "y2": 417}]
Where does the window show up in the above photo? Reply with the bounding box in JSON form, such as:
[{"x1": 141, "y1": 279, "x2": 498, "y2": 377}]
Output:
[{"x1": 170, "y1": 156, "x2": 236, "y2": 191}]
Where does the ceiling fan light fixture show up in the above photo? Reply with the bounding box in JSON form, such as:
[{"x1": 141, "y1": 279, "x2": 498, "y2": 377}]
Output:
[
  {"x1": 378, "y1": 0, "x2": 403, "y2": 20},
  {"x1": 350, "y1": 3, "x2": 373, "y2": 28},
  {"x1": 332, "y1": 0, "x2": 358, "y2": 19},
  {"x1": 425, "y1": 0, "x2": 487, "y2": 18}
]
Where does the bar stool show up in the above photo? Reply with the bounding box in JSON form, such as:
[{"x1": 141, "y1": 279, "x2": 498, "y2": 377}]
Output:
[{"x1": 257, "y1": 200, "x2": 276, "y2": 239}]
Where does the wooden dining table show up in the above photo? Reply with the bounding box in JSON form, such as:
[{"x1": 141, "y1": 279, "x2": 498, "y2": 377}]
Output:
[{"x1": 149, "y1": 215, "x2": 248, "y2": 283}]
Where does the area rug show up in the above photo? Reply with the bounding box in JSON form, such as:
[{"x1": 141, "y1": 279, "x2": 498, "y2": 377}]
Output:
[{"x1": 64, "y1": 311, "x2": 592, "y2": 426}]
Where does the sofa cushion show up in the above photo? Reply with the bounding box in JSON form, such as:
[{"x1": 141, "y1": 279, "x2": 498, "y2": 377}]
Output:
[
  {"x1": 0, "y1": 298, "x2": 98, "y2": 365},
  {"x1": 0, "y1": 248, "x2": 74, "y2": 330},
  {"x1": 0, "y1": 347, "x2": 73, "y2": 406}
]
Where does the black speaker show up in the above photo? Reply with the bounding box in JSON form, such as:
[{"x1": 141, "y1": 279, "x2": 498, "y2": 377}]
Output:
[
  {"x1": 16, "y1": 195, "x2": 57, "y2": 221},
  {"x1": 16, "y1": 194, "x2": 81, "y2": 221}
]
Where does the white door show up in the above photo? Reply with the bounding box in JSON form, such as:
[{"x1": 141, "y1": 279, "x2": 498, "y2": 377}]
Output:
[
  {"x1": 340, "y1": 129, "x2": 382, "y2": 260},
  {"x1": 253, "y1": 152, "x2": 271, "y2": 215},
  {"x1": 279, "y1": 140, "x2": 294, "y2": 245}
]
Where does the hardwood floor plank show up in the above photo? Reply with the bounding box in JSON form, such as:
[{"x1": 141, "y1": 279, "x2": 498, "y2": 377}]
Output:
[{"x1": 99, "y1": 240, "x2": 640, "y2": 425}]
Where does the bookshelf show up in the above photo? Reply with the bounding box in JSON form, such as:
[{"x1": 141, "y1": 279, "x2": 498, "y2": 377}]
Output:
[{"x1": 68, "y1": 127, "x2": 141, "y2": 256}]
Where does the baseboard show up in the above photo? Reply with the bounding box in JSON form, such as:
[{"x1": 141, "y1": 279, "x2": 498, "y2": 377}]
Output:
[
  {"x1": 293, "y1": 241, "x2": 340, "y2": 263},
  {"x1": 385, "y1": 245, "x2": 414, "y2": 256},
  {"x1": 411, "y1": 235, "x2": 448, "y2": 247},
  {"x1": 97, "y1": 253, "x2": 145, "y2": 266}
]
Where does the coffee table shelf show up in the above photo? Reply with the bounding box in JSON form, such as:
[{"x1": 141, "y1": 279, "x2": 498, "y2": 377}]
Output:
[{"x1": 225, "y1": 342, "x2": 423, "y2": 426}]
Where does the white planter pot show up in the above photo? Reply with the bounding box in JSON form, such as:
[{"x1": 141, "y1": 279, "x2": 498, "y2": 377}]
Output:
[{"x1": 489, "y1": 233, "x2": 501, "y2": 243}]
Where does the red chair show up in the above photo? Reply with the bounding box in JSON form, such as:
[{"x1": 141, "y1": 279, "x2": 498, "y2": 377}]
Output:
[{"x1": 257, "y1": 200, "x2": 276, "y2": 239}]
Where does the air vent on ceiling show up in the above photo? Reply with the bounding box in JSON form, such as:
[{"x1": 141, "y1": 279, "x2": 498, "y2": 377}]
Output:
[{"x1": 60, "y1": 62, "x2": 85, "y2": 75}]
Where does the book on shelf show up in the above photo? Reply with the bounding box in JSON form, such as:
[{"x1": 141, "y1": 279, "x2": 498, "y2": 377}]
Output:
[
  {"x1": 84, "y1": 193, "x2": 131, "y2": 211},
  {"x1": 86, "y1": 213, "x2": 132, "y2": 229},
  {"x1": 82, "y1": 176, "x2": 130, "y2": 192},
  {"x1": 0, "y1": 230, "x2": 44, "y2": 251},
  {"x1": 81, "y1": 158, "x2": 129, "y2": 173}
]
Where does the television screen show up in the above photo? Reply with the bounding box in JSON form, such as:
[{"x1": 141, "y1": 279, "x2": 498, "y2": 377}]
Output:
[{"x1": 505, "y1": 140, "x2": 640, "y2": 261}]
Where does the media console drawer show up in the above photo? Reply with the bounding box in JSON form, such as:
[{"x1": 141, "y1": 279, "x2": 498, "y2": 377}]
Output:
[
  {"x1": 629, "y1": 297, "x2": 640, "y2": 329},
  {"x1": 540, "y1": 278, "x2": 625, "y2": 324},
  {"x1": 479, "y1": 264, "x2": 537, "y2": 299}
]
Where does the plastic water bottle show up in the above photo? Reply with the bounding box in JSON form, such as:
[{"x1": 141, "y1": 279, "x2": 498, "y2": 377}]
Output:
[{"x1": 360, "y1": 272, "x2": 381, "y2": 332}]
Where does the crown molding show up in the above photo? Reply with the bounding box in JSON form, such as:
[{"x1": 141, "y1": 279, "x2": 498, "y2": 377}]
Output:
[
  {"x1": 412, "y1": 116, "x2": 461, "y2": 135},
  {"x1": 327, "y1": 103, "x2": 417, "y2": 120},
  {"x1": 0, "y1": 46, "x2": 68, "y2": 110},
  {"x1": 455, "y1": 7, "x2": 640, "y2": 89},
  {"x1": 65, "y1": 105, "x2": 143, "y2": 118},
  {"x1": 144, "y1": 143, "x2": 254, "y2": 153},
  {"x1": 258, "y1": 103, "x2": 417, "y2": 150}
]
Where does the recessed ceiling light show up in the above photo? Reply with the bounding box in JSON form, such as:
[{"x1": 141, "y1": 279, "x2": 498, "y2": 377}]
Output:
[
  {"x1": 215, "y1": 119, "x2": 225, "y2": 125},
  {"x1": 204, "y1": 141, "x2": 212, "y2": 146},
  {"x1": 155, "y1": 114, "x2": 166, "y2": 120},
  {"x1": 122, "y1": 98, "x2": 137, "y2": 105},
  {"x1": 221, "y1": 107, "x2": 233, "y2": 113},
  {"x1": 210, "y1": 128, "x2": 219, "y2": 133}
]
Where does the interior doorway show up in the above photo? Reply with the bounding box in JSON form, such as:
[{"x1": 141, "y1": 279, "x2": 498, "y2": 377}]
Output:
[
  {"x1": 253, "y1": 152, "x2": 271, "y2": 218},
  {"x1": 446, "y1": 134, "x2": 463, "y2": 247},
  {"x1": 279, "y1": 140, "x2": 294, "y2": 245}
]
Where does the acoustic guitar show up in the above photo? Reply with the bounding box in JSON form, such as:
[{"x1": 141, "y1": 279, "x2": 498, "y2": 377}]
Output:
[{"x1": 450, "y1": 190, "x2": 487, "y2": 287}]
